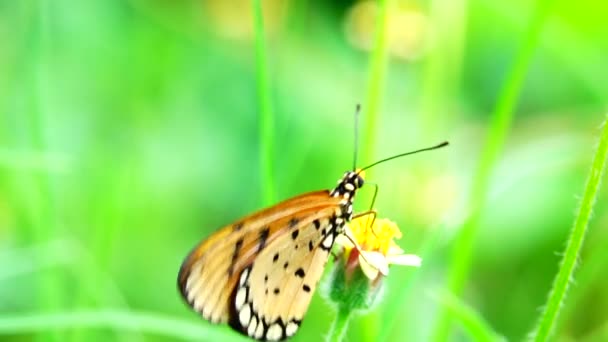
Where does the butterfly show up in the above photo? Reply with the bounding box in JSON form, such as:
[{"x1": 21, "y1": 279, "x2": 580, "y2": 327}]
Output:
[{"x1": 177, "y1": 141, "x2": 448, "y2": 341}]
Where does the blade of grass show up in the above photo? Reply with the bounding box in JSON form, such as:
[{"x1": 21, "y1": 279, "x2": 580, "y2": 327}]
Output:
[
  {"x1": 554, "y1": 228, "x2": 608, "y2": 336},
  {"x1": 0, "y1": 310, "x2": 247, "y2": 342},
  {"x1": 252, "y1": 0, "x2": 276, "y2": 206},
  {"x1": 429, "y1": 290, "x2": 505, "y2": 342},
  {"x1": 0, "y1": 149, "x2": 71, "y2": 173},
  {"x1": 360, "y1": 0, "x2": 390, "y2": 168},
  {"x1": 357, "y1": 0, "x2": 391, "y2": 340},
  {"x1": 420, "y1": 0, "x2": 468, "y2": 136},
  {"x1": 530, "y1": 114, "x2": 608, "y2": 341},
  {"x1": 431, "y1": 0, "x2": 557, "y2": 340},
  {"x1": 379, "y1": 220, "x2": 448, "y2": 341},
  {"x1": 22, "y1": 1, "x2": 64, "y2": 341}
]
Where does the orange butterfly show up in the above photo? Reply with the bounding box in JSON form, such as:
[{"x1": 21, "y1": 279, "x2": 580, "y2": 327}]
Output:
[{"x1": 177, "y1": 142, "x2": 448, "y2": 341}]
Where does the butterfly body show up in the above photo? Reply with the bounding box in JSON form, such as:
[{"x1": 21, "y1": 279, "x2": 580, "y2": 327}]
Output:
[{"x1": 178, "y1": 171, "x2": 364, "y2": 341}]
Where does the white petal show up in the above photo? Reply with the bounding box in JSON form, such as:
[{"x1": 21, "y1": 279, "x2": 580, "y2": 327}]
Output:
[
  {"x1": 342, "y1": 226, "x2": 362, "y2": 249},
  {"x1": 334, "y1": 234, "x2": 354, "y2": 249},
  {"x1": 387, "y1": 245, "x2": 404, "y2": 255},
  {"x1": 360, "y1": 250, "x2": 389, "y2": 275},
  {"x1": 387, "y1": 254, "x2": 422, "y2": 267},
  {"x1": 358, "y1": 255, "x2": 380, "y2": 280}
]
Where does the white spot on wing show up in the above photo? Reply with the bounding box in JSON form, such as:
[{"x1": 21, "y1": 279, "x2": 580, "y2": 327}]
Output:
[
  {"x1": 239, "y1": 304, "x2": 251, "y2": 327},
  {"x1": 286, "y1": 322, "x2": 299, "y2": 336},
  {"x1": 266, "y1": 323, "x2": 283, "y2": 341},
  {"x1": 254, "y1": 319, "x2": 265, "y2": 339},
  {"x1": 240, "y1": 268, "x2": 250, "y2": 286},
  {"x1": 247, "y1": 315, "x2": 258, "y2": 336},
  {"x1": 322, "y1": 234, "x2": 334, "y2": 249},
  {"x1": 235, "y1": 287, "x2": 247, "y2": 310}
]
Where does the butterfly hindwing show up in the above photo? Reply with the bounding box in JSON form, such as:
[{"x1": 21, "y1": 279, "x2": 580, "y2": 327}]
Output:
[{"x1": 230, "y1": 209, "x2": 341, "y2": 340}]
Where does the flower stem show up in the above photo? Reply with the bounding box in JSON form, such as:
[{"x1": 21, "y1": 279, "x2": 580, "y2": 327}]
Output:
[
  {"x1": 531, "y1": 113, "x2": 608, "y2": 341},
  {"x1": 327, "y1": 306, "x2": 352, "y2": 342}
]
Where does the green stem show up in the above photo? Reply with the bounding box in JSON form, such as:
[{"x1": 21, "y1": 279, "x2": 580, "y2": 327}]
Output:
[
  {"x1": 327, "y1": 306, "x2": 352, "y2": 342},
  {"x1": 252, "y1": 0, "x2": 276, "y2": 206},
  {"x1": 531, "y1": 114, "x2": 608, "y2": 341},
  {"x1": 0, "y1": 310, "x2": 244, "y2": 341},
  {"x1": 361, "y1": 0, "x2": 390, "y2": 168},
  {"x1": 431, "y1": 0, "x2": 556, "y2": 340}
]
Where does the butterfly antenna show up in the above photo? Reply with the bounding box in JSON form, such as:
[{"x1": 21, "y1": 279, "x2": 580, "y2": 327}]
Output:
[
  {"x1": 353, "y1": 104, "x2": 361, "y2": 171},
  {"x1": 359, "y1": 141, "x2": 449, "y2": 173}
]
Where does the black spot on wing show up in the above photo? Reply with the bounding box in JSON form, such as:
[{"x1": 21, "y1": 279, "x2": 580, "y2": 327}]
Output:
[
  {"x1": 291, "y1": 229, "x2": 299, "y2": 240},
  {"x1": 233, "y1": 222, "x2": 244, "y2": 231},
  {"x1": 288, "y1": 218, "x2": 299, "y2": 228},
  {"x1": 228, "y1": 238, "x2": 244, "y2": 276},
  {"x1": 258, "y1": 227, "x2": 270, "y2": 251},
  {"x1": 313, "y1": 219, "x2": 320, "y2": 229},
  {"x1": 295, "y1": 268, "x2": 305, "y2": 278},
  {"x1": 302, "y1": 284, "x2": 311, "y2": 292}
]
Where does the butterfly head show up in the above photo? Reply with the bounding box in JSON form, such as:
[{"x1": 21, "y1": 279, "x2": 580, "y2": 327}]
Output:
[{"x1": 330, "y1": 169, "x2": 365, "y2": 199}]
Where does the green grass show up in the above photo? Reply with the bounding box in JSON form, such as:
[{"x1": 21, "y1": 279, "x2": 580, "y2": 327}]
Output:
[
  {"x1": 0, "y1": 310, "x2": 244, "y2": 341},
  {"x1": 361, "y1": 0, "x2": 390, "y2": 169},
  {"x1": 430, "y1": 290, "x2": 504, "y2": 342},
  {"x1": 356, "y1": 0, "x2": 390, "y2": 339},
  {"x1": 431, "y1": 0, "x2": 557, "y2": 339},
  {"x1": 252, "y1": 0, "x2": 276, "y2": 206},
  {"x1": 531, "y1": 114, "x2": 608, "y2": 340}
]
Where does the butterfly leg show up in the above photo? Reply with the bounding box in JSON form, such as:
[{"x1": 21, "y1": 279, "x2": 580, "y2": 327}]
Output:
[
  {"x1": 352, "y1": 210, "x2": 379, "y2": 237},
  {"x1": 362, "y1": 181, "x2": 378, "y2": 217}
]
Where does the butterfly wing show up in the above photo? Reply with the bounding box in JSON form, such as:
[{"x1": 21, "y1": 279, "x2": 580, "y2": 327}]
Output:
[
  {"x1": 230, "y1": 206, "x2": 341, "y2": 340},
  {"x1": 178, "y1": 190, "x2": 343, "y2": 328}
]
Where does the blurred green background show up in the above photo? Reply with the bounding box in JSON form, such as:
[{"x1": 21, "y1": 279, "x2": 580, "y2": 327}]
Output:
[{"x1": 1, "y1": 0, "x2": 607, "y2": 341}]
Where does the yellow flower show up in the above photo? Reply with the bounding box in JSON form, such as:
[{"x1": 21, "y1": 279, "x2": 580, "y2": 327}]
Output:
[{"x1": 337, "y1": 216, "x2": 422, "y2": 280}]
